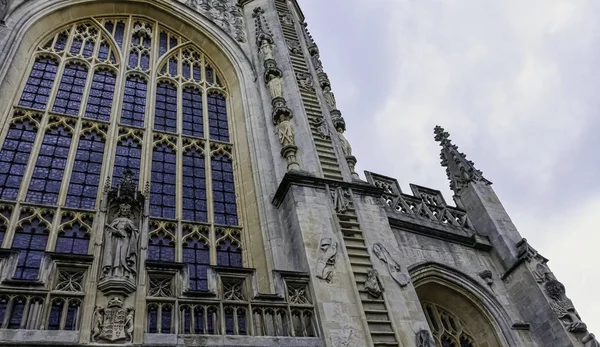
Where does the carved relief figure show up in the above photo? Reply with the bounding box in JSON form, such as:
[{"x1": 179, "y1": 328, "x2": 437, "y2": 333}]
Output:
[
  {"x1": 372, "y1": 243, "x2": 410, "y2": 287},
  {"x1": 337, "y1": 126, "x2": 352, "y2": 157},
  {"x1": 331, "y1": 186, "x2": 350, "y2": 214},
  {"x1": 323, "y1": 85, "x2": 337, "y2": 110},
  {"x1": 416, "y1": 329, "x2": 436, "y2": 347},
  {"x1": 296, "y1": 72, "x2": 314, "y2": 91},
  {"x1": 311, "y1": 53, "x2": 324, "y2": 73},
  {"x1": 267, "y1": 74, "x2": 283, "y2": 99},
  {"x1": 312, "y1": 117, "x2": 330, "y2": 139},
  {"x1": 93, "y1": 297, "x2": 134, "y2": 343},
  {"x1": 365, "y1": 269, "x2": 383, "y2": 298},
  {"x1": 276, "y1": 116, "x2": 295, "y2": 147},
  {"x1": 316, "y1": 237, "x2": 337, "y2": 282},
  {"x1": 102, "y1": 203, "x2": 139, "y2": 280},
  {"x1": 259, "y1": 38, "x2": 274, "y2": 61}
]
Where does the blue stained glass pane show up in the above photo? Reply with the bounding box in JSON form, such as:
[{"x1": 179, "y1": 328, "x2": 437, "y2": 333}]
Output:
[
  {"x1": 70, "y1": 37, "x2": 82, "y2": 55},
  {"x1": 225, "y1": 310, "x2": 234, "y2": 335},
  {"x1": 182, "y1": 148, "x2": 207, "y2": 222},
  {"x1": 150, "y1": 144, "x2": 176, "y2": 219},
  {"x1": 183, "y1": 234, "x2": 209, "y2": 291},
  {"x1": 7, "y1": 298, "x2": 25, "y2": 329},
  {"x1": 55, "y1": 221, "x2": 91, "y2": 254},
  {"x1": 115, "y1": 21, "x2": 125, "y2": 48},
  {"x1": 205, "y1": 65, "x2": 214, "y2": 84},
  {"x1": 52, "y1": 64, "x2": 88, "y2": 115},
  {"x1": 0, "y1": 297, "x2": 8, "y2": 326},
  {"x1": 66, "y1": 131, "x2": 105, "y2": 209},
  {"x1": 54, "y1": 32, "x2": 68, "y2": 51},
  {"x1": 217, "y1": 238, "x2": 242, "y2": 268},
  {"x1": 159, "y1": 32, "x2": 168, "y2": 56},
  {"x1": 147, "y1": 230, "x2": 175, "y2": 262},
  {"x1": 182, "y1": 87, "x2": 203, "y2": 138},
  {"x1": 181, "y1": 307, "x2": 192, "y2": 334},
  {"x1": 207, "y1": 94, "x2": 229, "y2": 142},
  {"x1": 19, "y1": 58, "x2": 58, "y2": 109},
  {"x1": 161, "y1": 307, "x2": 172, "y2": 333},
  {"x1": 47, "y1": 300, "x2": 63, "y2": 330},
  {"x1": 147, "y1": 306, "x2": 158, "y2": 333},
  {"x1": 64, "y1": 303, "x2": 79, "y2": 330},
  {"x1": 0, "y1": 119, "x2": 38, "y2": 201},
  {"x1": 154, "y1": 82, "x2": 177, "y2": 133},
  {"x1": 121, "y1": 76, "x2": 147, "y2": 127},
  {"x1": 12, "y1": 218, "x2": 49, "y2": 280},
  {"x1": 238, "y1": 310, "x2": 247, "y2": 335},
  {"x1": 112, "y1": 136, "x2": 141, "y2": 185},
  {"x1": 194, "y1": 307, "x2": 204, "y2": 333},
  {"x1": 211, "y1": 155, "x2": 237, "y2": 226}
]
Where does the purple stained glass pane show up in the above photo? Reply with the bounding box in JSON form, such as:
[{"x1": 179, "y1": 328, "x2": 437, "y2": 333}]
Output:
[
  {"x1": 55, "y1": 221, "x2": 90, "y2": 254},
  {"x1": 183, "y1": 236, "x2": 209, "y2": 291},
  {"x1": 182, "y1": 87, "x2": 203, "y2": 138},
  {"x1": 54, "y1": 32, "x2": 68, "y2": 51},
  {"x1": 26, "y1": 126, "x2": 72, "y2": 205},
  {"x1": 112, "y1": 137, "x2": 141, "y2": 185},
  {"x1": 211, "y1": 155, "x2": 237, "y2": 226},
  {"x1": 7, "y1": 298, "x2": 25, "y2": 329},
  {"x1": 238, "y1": 310, "x2": 247, "y2": 335},
  {"x1": 19, "y1": 58, "x2": 58, "y2": 109},
  {"x1": 194, "y1": 307, "x2": 204, "y2": 333},
  {"x1": 150, "y1": 144, "x2": 176, "y2": 219},
  {"x1": 64, "y1": 302, "x2": 80, "y2": 330},
  {"x1": 159, "y1": 32, "x2": 168, "y2": 56},
  {"x1": 115, "y1": 21, "x2": 125, "y2": 48},
  {"x1": 47, "y1": 300, "x2": 64, "y2": 330},
  {"x1": 225, "y1": 310, "x2": 234, "y2": 335},
  {"x1": 147, "y1": 306, "x2": 158, "y2": 333},
  {"x1": 52, "y1": 64, "x2": 88, "y2": 115},
  {"x1": 207, "y1": 94, "x2": 229, "y2": 142},
  {"x1": 147, "y1": 231, "x2": 175, "y2": 262},
  {"x1": 12, "y1": 218, "x2": 49, "y2": 280},
  {"x1": 66, "y1": 131, "x2": 105, "y2": 209},
  {"x1": 121, "y1": 76, "x2": 147, "y2": 127},
  {"x1": 0, "y1": 119, "x2": 38, "y2": 201},
  {"x1": 217, "y1": 239, "x2": 242, "y2": 268},
  {"x1": 154, "y1": 82, "x2": 177, "y2": 133},
  {"x1": 70, "y1": 37, "x2": 82, "y2": 55},
  {"x1": 182, "y1": 148, "x2": 207, "y2": 222},
  {"x1": 161, "y1": 306, "x2": 172, "y2": 333}
]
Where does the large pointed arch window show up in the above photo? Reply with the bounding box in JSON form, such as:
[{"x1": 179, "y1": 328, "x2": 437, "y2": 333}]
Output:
[{"x1": 0, "y1": 16, "x2": 242, "y2": 301}]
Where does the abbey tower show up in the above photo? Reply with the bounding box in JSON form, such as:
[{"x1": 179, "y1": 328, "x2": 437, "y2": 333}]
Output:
[{"x1": 0, "y1": 1, "x2": 595, "y2": 346}]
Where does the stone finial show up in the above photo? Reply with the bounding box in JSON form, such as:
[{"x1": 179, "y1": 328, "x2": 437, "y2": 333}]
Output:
[
  {"x1": 433, "y1": 126, "x2": 491, "y2": 194},
  {"x1": 252, "y1": 7, "x2": 274, "y2": 45}
]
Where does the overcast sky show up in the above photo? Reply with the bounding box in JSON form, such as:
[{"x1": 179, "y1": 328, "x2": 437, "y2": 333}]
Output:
[{"x1": 299, "y1": 0, "x2": 600, "y2": 334}]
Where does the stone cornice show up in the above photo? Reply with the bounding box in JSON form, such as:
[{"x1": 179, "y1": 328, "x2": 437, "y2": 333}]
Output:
[
  {"x1": 272, "y1": 171, "x2": 384, "y2": 207},
  {"x1": 389, "y1": 217, "x2": 493, "y2": 251}
]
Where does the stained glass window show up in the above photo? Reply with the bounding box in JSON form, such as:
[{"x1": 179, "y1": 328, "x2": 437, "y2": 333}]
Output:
[
  {"x1": 182, "y1": 148, "x2": 207, "y2": 222},
  {"x1": 12, "y1": 218, "x2": 49, "y2": 280},
  {"x1": 183, "y1": 234, "x2": 210, "y2": 291},
  {"x1": 150, "y1": 143, "x2": 177, "y2": 218},
  {"x1": 147, "y1": 305, "x2": 158, "y2": 333},
  {"x1": 148, "y1": 230, "x2": 175, "y2": 262},
  {"x1": 207, "y1": 93, "x2": 229, "y2": 142},
  {"x1": 47, "y1": 299, "x2": 64, "y2": 330},
  {"x1": 120, "y1": 76, "x2": 147, "y2": 127},
  {"x1": 0, "y1": 117, "x2": 38, "y2": 200},
  {"x1": 161, "y1": 305, "x2": 172, "y2": 333},
  {"x1": 26, "y1": 126, "x2": 72, "y2": 205},
  {"x1": 18, "y1": 57, "x2": 58, "y2": 110},
  {"x1": 217, "y1": 239, "x2": 242, "y2": 268},
  {"x1": 211, "y1": 155, "x2": 238, "y2": 226},
  {"x1": 154, "y1": 82, "x2": 177, "y2": 133},
  {"x1": 182, "y1": 87, "x2": 203, "y2": 137},
  {"x1": 113, "y1": 136, "x2": 141, "y2": 185},
  {"x1": 52, "y1": 64, "x2": 88, "y2": 116},
  {"x1": 55, "y1": 221, "x2": 90, "y2": 254},
  {"x1": 7, "y1": 297, "x2": 25, "y2": 329},
  {"x1": 85, "y1": 70, "x2": 116, "y2": 121},
  {"x1": 65, "y1": 131, "x2": 105, "y2": 209}
]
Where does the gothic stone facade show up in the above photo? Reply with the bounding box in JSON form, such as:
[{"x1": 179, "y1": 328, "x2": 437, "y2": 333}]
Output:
[{"x1": 0, "y1": 0, "x2": 595, "y2": 346}]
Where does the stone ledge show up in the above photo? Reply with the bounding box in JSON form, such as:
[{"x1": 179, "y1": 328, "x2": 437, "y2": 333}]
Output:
[
  {"x1": 389, "y1": 217, "x2": 493, "y2": 251},
  {"x1": 272, "y1": 170, "x2": 383, "y2": 207}
]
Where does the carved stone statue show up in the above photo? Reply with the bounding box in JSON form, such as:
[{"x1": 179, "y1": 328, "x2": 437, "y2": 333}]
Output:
[
  {"x1": 545, "y1": 279, "x2": 587, "y2": 332},
  {"x1": 331, "y1": 186, "x2": 350, "y2": 214},
  {"x1": 337, "y1": 126, "x2": 352, "y2": 157},
  {"x1": 93, "y1": 297, "x2": 134, "y2": 343},
  {"x1": 372, "y1": 243, "x2": 410, "y2": 287},
  {"x1": 267, "y1": 74, "x2": 283, "y2": 99},
  {"x1": 296, "y1": 72, "x2": 314, "y2": 91},
  {"x1": 316, "y1": 237, "x2": 337, "y2": 282},
  {"x1": 365, "y1": 269, "x2": 383, "y2": 298},
  {"x1": 323, "y1": 85, "x2": 337, "y2": 110},
  {"x1": 259, "y1": 38, "x2": 274, "y2": 61},
  {"x1": 311, "y1": 53, "x2": 323, "y2": 73},
  {"x1": 583, "y1": 333, "x2": 600, "y2": 347},
  {"x1": 102, "y1": 203, "x2": 139, "y2": 281},
  {"x1": 277, "y1": 116, "x2": 295, "y2": 147},
  {"x1": 416, "y1": 329, "x2": 436, "y2": 347},
  {"x1": 312, "y1": 117, "x2": 330, "y2": 139}
]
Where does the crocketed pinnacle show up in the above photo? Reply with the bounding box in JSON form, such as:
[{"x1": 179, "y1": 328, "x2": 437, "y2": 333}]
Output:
[{"x1": 434, "y1": 126, "x2": 491, "y2": 194}]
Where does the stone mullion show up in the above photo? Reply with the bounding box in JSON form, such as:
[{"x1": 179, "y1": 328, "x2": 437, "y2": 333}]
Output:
[
  {"x1": 58, "y1": 298, "x2": 69, "y2": 330},
  {"x1": 176, "y1": 51, "x2": 183, "y2": 224},
  {"x1": 201, "y1": 55, "x2": 216, "y2": 265}
]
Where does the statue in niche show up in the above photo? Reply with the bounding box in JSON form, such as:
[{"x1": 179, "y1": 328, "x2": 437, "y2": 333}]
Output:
[
  {"x1": 372, "y1": 243, "x2": 410, "y2": 287},
  {"x1": 277, "y1": 115, "x2": 295, "y2": 147},
  {"x1": 365, "y1": 269, "x2": 383, "y2": 298},
  {"x1": 310, "y1": 52, "x2": 323, "y2": 73},
  {"x1": 102, "y1": 203, "x2": 139, "y2": 281},
  {"x1": 323, "y1": 85, "x2": 337, "y2": 110},
  {"x1": 259, "y1": 38, "x2": 275, "y2": 61},
  {"x1": 331, "y1": 186, "x2": 350, "y2": 214},
  {"x1": 92, "y1": 297, "x2": 134, "y2": 343},
  {"x1": 316, "y1": 237, "x2": 337, "y2": 282},
  {"x1": 267, "y1": 74, "x2": 283, "y2": 99},
  {"x1": 336, "y1": 126, "x2": 353, "y2": 157},
  {"x1": 416, "y1": 329, "x2": 436, "y2": 347}
]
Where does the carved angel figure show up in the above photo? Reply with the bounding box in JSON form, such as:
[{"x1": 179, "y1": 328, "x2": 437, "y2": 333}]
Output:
[
  {"x1": 267, "y1": 75, "x2": 283, "y2": 99},
  {"x1": 545, "y1": 279, "x2": 587, "y2": 332},
  {"x1": 372, "y1": 243, "x2": 410, "y2": 287},
  {"x1": 92, "y1": 306, "x2": 104, "y2": 341},
  {"x1": 336, "y1": 127, "x2": 352, "y2": 157},
  {"x1": 277, "y1": 117, "x2": 295, "y2": 147},
  {"x1": 316, "y1": 237, "x2": 337, "y2": 282},
  {"x1": 259, "y1": 38, "x2": 275, "y2": 61},
  {"x1": 102, "y1": 203, "x2": 139, "y2": 280},
  {"x1": 323, "y1": 85, "x2": 337, "y2": 110},
  {"x1": 365, "y1": 269, "x2": 383, "y2": 298}
]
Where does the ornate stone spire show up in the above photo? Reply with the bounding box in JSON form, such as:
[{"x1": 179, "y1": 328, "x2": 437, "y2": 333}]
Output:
[{"x1": 434, "y1": 126, "x2": 491, "y2": 194}]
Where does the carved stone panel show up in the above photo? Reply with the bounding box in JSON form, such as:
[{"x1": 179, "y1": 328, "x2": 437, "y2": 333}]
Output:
[
  {"x1": 92, "y1": 296, "x2": 134, "y2": 343},
  {"x1": 364, "y1": 269, "x2": 383, "y2": 298},
  {"x1": 316, "y1": 237, "x2": 337, "y2": 282},
  {"x1": 372, "y1": 243, "x2": 410, "y2": 287}
]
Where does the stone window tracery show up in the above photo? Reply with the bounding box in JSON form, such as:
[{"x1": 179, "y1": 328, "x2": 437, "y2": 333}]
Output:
[{"x1": 423, "y1": 302, "x2": 477, "y2": 347}]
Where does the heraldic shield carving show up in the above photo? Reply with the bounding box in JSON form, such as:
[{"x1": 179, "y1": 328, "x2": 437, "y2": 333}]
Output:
[{"x1": 93, "y1": 296, "x2": 134, "y2": 343}]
